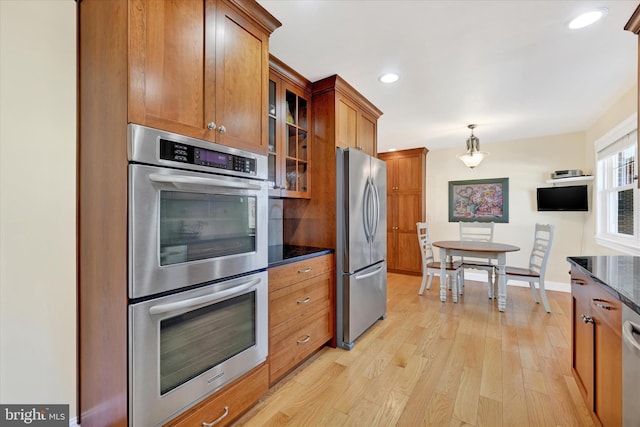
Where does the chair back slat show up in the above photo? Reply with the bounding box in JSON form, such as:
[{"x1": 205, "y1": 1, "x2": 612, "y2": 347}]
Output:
[
  {"x1": 459, "y1": 221, "x2": 494, "y2": 242},
  {"x1": 416, "y1": 222, "x2": 435, "y2": 266},
  {"x1": 529, "y1": 223, "x2": 554, "y2": 277}
]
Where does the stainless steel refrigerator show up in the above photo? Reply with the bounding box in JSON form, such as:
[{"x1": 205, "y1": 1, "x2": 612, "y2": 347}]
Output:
[{"x1": 336, "y1": 147, "x2": 387, "y2": 350}]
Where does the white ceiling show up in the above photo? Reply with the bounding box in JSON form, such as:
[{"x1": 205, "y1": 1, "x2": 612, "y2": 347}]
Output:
[{"x1": 257, "y1": 0, "x2": 639, "y2": 153}]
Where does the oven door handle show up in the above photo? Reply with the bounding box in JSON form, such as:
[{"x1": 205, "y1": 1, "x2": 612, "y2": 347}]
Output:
[
  {"x1": 148, "y1": 173, "x2": 262, "y2": 191},
  {"x1": 148, "y1": 278, "x2": 261, "y2": 315},
  {"x1": 623, "y1": 319, "x2": 640, "y2": 355}
]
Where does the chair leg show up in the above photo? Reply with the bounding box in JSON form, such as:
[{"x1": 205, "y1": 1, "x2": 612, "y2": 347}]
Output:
[
  {"x1": 538, "y1": 280, "x2": 551, "y2": 313},
  {"x1": 426, "y1": 273, "x2": 434, "y2": 290},
  {"x1": 458, "y1": 271, "x2": 464, "y2": 295},
  {"x1": 419, "y1": 272, "x2": 428, "y2": 295},
  {"x1": 528, "y1": 281, "x2": 540, "y2": 304}
]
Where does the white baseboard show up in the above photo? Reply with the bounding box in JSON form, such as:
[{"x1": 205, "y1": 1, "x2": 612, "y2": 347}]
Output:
[
  {"x1": 70, "y1": 417, "x2": 79, "y2": 427},
  {"x1": 463, "y1": 271, "x2": 570, "y2": 293}
]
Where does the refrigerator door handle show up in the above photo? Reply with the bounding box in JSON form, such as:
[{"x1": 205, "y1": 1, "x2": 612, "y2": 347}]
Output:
[
  {"x1": 370, "y1": 179, "x2": 380, "y2": 241},
  {"x1": 362, "y1": 179, "x2": 372, "y2": 242},
  {"x1": 354, "y1": 264, "x2": 384, "y2": 280}
]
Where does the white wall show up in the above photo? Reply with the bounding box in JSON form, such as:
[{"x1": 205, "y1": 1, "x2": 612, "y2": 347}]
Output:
[
  {"x1": 0, "y1": 0, "x2": 77, "y2": 421},
  {"x1": 426, "y1": 131, "x2": 594, "y2": 290}
]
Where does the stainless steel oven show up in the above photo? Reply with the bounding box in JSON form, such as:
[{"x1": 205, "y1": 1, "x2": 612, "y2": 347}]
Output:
[
  {"x1": 128, "y1": 124, "x2": 268, "y2": 299},
  {"x1": 129, "y1": 270, "x2": 268, "y2": 426}
]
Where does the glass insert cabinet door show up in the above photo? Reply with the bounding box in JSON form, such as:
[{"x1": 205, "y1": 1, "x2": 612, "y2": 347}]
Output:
[{"x1": 268, "y1": 71, "x2": 310, "y2": 198}]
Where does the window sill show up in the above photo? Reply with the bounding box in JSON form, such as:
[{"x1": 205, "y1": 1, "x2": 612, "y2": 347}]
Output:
[{"x1": 595, "y1": 235, "x2": 640, "y2": 256}]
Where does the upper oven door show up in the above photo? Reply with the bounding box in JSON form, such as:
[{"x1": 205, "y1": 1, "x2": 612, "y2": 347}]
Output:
[{"x1": 129, "y1": 163, "x2": 268, "y2": 299}]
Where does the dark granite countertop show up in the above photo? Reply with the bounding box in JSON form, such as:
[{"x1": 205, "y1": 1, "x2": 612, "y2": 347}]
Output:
[
  {"x1": 567, "y1": 256, "x2": 640, "y2": 316},
  {"x1": 268, "y1": 244, "x2": 333, "y2": 268}
]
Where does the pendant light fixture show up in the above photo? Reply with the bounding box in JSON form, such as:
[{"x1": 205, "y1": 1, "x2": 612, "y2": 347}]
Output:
[{"x1": 457, "y1": 124, "x2": 488, "y2": 169}]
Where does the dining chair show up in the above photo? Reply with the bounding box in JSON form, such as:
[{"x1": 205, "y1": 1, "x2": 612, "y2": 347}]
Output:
[
  {"x1": 503, "y1": 223, "x2": 555, "y2": 312},
  {"x1": 458, "y1": 221, "x2": 496, "y2": 297},
  {"x1": 417, "y1": 222, "x2": 463, "y2": 296}
]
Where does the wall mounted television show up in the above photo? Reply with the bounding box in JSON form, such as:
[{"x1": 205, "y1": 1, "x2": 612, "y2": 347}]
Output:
[{"x1": 536, "y1": 185, "x2": 588, "y2": 211}]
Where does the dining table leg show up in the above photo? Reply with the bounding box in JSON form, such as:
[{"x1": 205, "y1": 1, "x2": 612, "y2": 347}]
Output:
[
  {"x1": 438, "y1": 248, "x2": 457, "y2": 303},
  {"x1": 439, "y1": 247, "x2": 447, "y2": 302},
  {"x1": 497, "y1": 253, "x2": 507, "y2": 312}
]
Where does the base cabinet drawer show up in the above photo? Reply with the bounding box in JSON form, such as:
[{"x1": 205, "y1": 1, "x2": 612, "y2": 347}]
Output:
[
  {"x1": 269, "y1": 254, "x2": 332, "y2": 291},
  {"x1": 268, "y1": 254, "x2": 335, "y2": 384},
  {"x1": 165, "y1": 363, "x2": 268, "y2": 427},
  {"x1": 269, "y1": 308, "x2": 332, "y2": 382}
]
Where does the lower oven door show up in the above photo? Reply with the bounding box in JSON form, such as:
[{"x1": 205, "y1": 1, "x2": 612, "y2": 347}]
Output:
[
  {"x1": 623, "y1": 304, "x2": 640, "y2": 426},
  {"x1": 128, "y1": 270, "x2": 268, "y2": 426}
]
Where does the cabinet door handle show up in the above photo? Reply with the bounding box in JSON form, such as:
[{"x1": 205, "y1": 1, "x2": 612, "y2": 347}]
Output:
[
  {"x1": 297, "y1": 334, "x2": 311, "y2": 344},
  {"x1": 202, "y1": 406, "x2": 229, "y2": 427},
  {"x1": 297, "y1": 296, "x2": 311, "y2": 305},
  {"x1": 207, "y1": 122, "x2": 217, "y2": 130},
  {"x1": 593, "y1": 299, "x2": 613, "y2": 310},
  {"x1": 217, "y1": 125, "x2": 227, "y2": 134},
  {"x1": 298, "y1": 267, "x2": 312, "y2": 274},
  {"x1": 581, "y1": 314, "x2": 594, "y2": 324}
]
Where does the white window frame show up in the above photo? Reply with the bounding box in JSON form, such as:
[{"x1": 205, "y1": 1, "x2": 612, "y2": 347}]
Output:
[{"x1": 594, "y1": 113, "x2": 640, "y2": 255}]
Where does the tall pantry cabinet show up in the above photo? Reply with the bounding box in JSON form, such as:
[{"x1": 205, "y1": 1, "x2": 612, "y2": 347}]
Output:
[
  {"x1": 78, "y1": 1, "x2": 280, "y2": 425},
  {"x1": 378, "y1": 148, "x2": 428, "y2": 275}
]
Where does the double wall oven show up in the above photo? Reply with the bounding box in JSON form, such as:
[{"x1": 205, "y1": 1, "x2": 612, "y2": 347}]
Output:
[{"x1": 127, "y1": 125, "x2": 269, "y2": 426}]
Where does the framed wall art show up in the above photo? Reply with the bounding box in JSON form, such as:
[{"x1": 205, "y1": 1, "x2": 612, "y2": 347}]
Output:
[{"x1": 448, "y1": 177, "x2": 509, "y2": 223}]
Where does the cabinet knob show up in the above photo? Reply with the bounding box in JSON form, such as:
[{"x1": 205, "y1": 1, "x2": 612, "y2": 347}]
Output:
[
  {"x1": 217, "y1": 125, "x2": 226, "y2": 134},
  {"x1": 207, "y1": 122, "x2": 217, "y2": 130},
  {"x1": 357, "y1": 146, "x2": 363, "y2": 150},
  {"x1": 581, "y1": 314, "x2": 594, "y2": 324}
]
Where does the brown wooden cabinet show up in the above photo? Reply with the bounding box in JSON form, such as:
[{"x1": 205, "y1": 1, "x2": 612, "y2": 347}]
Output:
[
  {"x1": 78, "y1": 1, "x2": 279, "y2": 425},
  {"x1": 165, "y1": 363, "x2": 269, "y2": 427},
  {"x1": 129, "y1": 0, "x2": 277, "y2": 154},
  {"x1": 268, "y1": 56, "x2": 312, "y2": 198},
  {"x1": 268, "y1": 254, "x2": 334, "y2": 384},
  {"x1": 624, "y1": 6, "x2": 640, "y2": 189},
  {"x1": 571, "y1": 267, "x2": 622, "y2": 427},
  {"x1": 314, "y1": 75, "x2": 382, "y2": 157},
  {"x1": 283, "y1": 75, "x2": 382, "y2": 249},
  {"x1": 378, "y1": 148, "x2": 427, "y2": 275}
]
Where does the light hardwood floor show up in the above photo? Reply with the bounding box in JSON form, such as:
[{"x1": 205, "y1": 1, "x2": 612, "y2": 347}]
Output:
[{"x1": 235, "y1": 272, "x2": 595, "y2": 426}]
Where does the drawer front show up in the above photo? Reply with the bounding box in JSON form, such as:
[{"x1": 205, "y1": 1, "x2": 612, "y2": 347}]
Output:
[
  {"x1": 165, "y1": 363, "x2": 268, "y2": 427},
  {"x1": 270, "y1": 272, "x2": 331, "y2": 328},
  {"x1": 590, "y1": 281, "x2": 622, "y2": 332},
  {"x1": 269, "y1": 254, "x2": 333, "y2": 292},
  {"x1": 269, "y1": 308, "x2": 332, "y2": 382},
  {"x1": 571, "y1": 267, "x2": 622, "y2": 332}
]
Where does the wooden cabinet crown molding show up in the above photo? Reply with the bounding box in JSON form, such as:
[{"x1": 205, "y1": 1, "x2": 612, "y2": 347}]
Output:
[
  {"x1": 377, "y1": 146, "x2": 428, "y2": 159},
  {"x1": 226, "y1": 0, "x2": 282, "y2": 34},
  {"x1": 625, "y1": 4, "x2": 640, "y2": 34},
  {"x1": 269, "y1": 55, "x2": 312, "y2": 90},
  {"x1": 312, "y1": 74, "x2": 383, "y2": 119}
]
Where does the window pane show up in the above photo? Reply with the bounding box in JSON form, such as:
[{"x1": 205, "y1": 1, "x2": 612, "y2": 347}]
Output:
[
  {"x1": 617, "y1": 189, "x2": 634, "y2": 235},
  {"x1": 615, "y1": 146, "x2": 635, "y2": 187}
]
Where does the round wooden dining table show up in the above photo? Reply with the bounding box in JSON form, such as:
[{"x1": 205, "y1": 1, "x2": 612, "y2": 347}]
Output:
[{"x1": 432, "y1": 240, "x2": 520, "y2": 312}]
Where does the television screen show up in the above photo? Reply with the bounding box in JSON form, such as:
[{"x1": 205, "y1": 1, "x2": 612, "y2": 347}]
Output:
[{"x1": 536, "y1": 185, "x2": 588, "y2": 211}]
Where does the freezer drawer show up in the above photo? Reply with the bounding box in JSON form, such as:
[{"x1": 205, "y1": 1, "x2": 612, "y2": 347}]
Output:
[{"x1": 339, "y1": 261, "x2": 387, "y2": 349}]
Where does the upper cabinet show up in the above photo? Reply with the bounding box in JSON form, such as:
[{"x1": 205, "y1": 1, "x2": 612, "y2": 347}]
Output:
[
  {"x1": 625, "y1": 5, "x2": 640, "y2": 189},
  {"x1": 129, "y1": 0, "x2": 281, "y2": 154},
  {"x1": 268, "y1": 56, "x2": 312, "y2": 198},
  {"x1": 312, "y1": 75, "x2": 382, "y2": 157}
]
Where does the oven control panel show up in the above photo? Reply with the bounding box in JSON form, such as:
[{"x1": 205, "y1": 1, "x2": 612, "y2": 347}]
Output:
[{"x1": 159, "y1": 139, "x2": 256, "y2": 175}]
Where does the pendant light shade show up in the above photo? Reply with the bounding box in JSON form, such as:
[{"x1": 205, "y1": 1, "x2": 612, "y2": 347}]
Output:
[{"x1": 458, "y1": 124, "x2": 488, "y2": 169}]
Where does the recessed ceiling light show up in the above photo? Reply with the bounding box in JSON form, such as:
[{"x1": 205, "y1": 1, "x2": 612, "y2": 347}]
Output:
[
  {"x1": 379, "y1": 73, "x2": 399, "y2": 84},
  {"x1": 568, "y1": 8, "x2": 608, "y2": 29}
]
